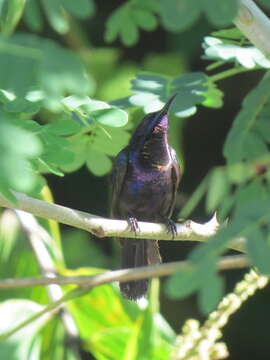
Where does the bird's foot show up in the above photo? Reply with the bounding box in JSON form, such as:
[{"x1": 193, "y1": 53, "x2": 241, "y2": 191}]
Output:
[
  {"x1": 127, "y1": 216, "x2": 140, "y2": 235},
  {"x1": 165, "y1": 218, "x2": 177, "y2": 239}
]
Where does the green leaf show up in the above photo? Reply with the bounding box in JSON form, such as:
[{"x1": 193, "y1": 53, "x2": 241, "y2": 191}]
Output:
[
  {"x1": 3, "y1": 97, "x2": 41, "y2": 113},
  {"x1": 23, "y1": 0, "x2": 43, "y2": 32},
  {"x1": 198, "y1": 273, "x2": 224, "y2": 314},
  {"x1": 0, "y1": 180, "x2": 17, "y2": 203},
  {"x1": 243, "y1": 131, "x2": 268, "y2": 160},
  {"x1": 201, "y1": 0, "x2": 239, "y2": 26},
  {"x1": 171, "y1": 72, "x2": 207, "y2": 109},
  {"x1": 126, "y1": 71, "x2": 219, "y2": 117},
  {"x1": 159, "y1": 0, "x2": 201, "y2": 32},
  {"x1": 62, "y1": 96, "x2": 129, "y2": 128},
  {"x1": 226, "y1": 162, "x2": 254, "y2": 184},
  {"x1": 41, "y1": 0, "x2": 69, "y2": 34},
  {"x1": 91, "y1": 127, "x2": 130, "y2": 156},
  {"x1": 190, "y1": 222, "x2": 241, "y2": 264},
  {"x1": 165, "y1": 266, "x2": 201, "y2": 298},
  {"x1": 246, "y1": 229, "x2": 270, "y2": 275},
  {"x1": 0, "y1": 34, "x2": 92, "y2": 106},
  {"x1": 202, "y1": 80, "x2": 223, "y2": 108},
  {"x1": 40, "y1": 132, "x2": 69, "y2": 148},
  {"x1": 0, "y1": 35, "x2": 40, "y2": 96},
  {"x1": 60, "y1": 136, "x2": 88, "y2": 173},
  {"x1": 234, "y1": 185, "x2": 270, "y2": 221},
  {"x1": 86, "y1": 148, "x2": 112, "y2": 176},
  {"x1": 0, "y1": 120, "x2": 42, "y2": 196},
  {"x1": 132, "y1": 72, "x2": 169, "y2": 96},
  {"x1": 45, "y1": 119, "x2": 81, "y2": 135},
  {"x1": 60, "y1": 0, "x2": 95, "y2": 19},
  {"x1": 120, "y1": 18, "x2": 139, "y2": 47},
  {"x1": 39, "y1": 41, "x2": 93, "y2": 109},
  {"x1": 224, "y1": 74, "x2": 270, "y2": 164},
  {"x1": 0, "y1": 0, "x2": 26, "y2": 35},
  {"x1": 64, "y1": 267, "x2": 174, "y2": 360},
  {"x1": 38, "y1": 158, "x2": 64, "y2": 176},
  {"x1": 42, "y1": 146, "x2": 74, "y2": 166},
  {"x1": 0, "y1": 0, "x2": 5, "y2": 15},
  {"x1": 211, "y1": 27, "x2": 243, "y2": 41},
  {"x1": 104, "y1": 5, "x2": 127, "y2": 43},
  {"x1": 206, "y1": 168, "x2": 229, "y2": 212},
  {"x1": 39, "y1": 317, "x2": 66, "y2": 360},
  {"x1": 92, "y1": 108, "x2": 128, "y2": 127},
  {"x1": 132, "y1": 9, "x2": 157, "y2": 31},
  {"x1": 203, "y1": 37, "x2": 270, "y2": 69},
  {"x1": 253, "y1": 115, "x2": 270, "y2": 143},
  {"x1": 105, "y1": 2, "x2": 157, "y2": 46}
]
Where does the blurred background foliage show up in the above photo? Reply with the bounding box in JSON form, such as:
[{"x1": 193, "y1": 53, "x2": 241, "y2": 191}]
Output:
[{"x1": 1, "y1": 0, "x2": 270, "y2": 359}]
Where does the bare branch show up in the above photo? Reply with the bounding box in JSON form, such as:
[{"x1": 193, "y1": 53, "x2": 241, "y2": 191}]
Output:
[
  {"x1": 0, "y1": 255, "x2": 249, "y2": 290},
  {"x1": 234, "y1": 0, "x2": 270, "y2": 55},
  {"x1": 0, "y1": 192, "x2": 246, "y2": 252},
  {"x1": 15, "y1": 210, "x2": 81, "y2": 358}
]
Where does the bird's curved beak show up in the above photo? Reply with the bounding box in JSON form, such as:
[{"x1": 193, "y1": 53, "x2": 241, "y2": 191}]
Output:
[{"x1": 160, "y1": 94, "x2": 177, "y2": 114}]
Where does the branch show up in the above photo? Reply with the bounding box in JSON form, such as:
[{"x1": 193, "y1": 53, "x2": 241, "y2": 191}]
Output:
[
  {"x1": 0, "y1": 192, "x2": 245, "y2": 251},
  {"x1": 234, "y1": 0, "x2": 270, "y2": 55},
  {"x1": 0, "y1": 191, "x2": 218, "y2": 239},
  {"x1": 0, "y1": 254, "x2": 249, "y2": 289},
  {"x1": 15, "y1": 210, "x2": 82, "y2": 358}
]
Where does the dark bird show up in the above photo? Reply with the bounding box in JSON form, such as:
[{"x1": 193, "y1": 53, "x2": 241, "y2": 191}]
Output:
[{"x1": 111, "y1": 96, "x2": 181, "y2": 300}]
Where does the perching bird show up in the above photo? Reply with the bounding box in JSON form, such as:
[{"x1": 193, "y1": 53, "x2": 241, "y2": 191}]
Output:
[{"x1": 111, "y1": 96, "x2": 181, "y2": 300}]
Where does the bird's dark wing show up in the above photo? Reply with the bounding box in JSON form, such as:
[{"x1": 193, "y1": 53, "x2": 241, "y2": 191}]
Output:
[
  {"x1": 111, "y1": 147, "x2": 129, "y2": 218},
  {"x1": 168, "y1": 147, "x2": 181, "y2": 217}
]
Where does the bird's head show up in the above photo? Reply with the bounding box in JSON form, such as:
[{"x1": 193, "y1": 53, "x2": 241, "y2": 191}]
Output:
[{"x1": 130, "y1": 95, "x2": 176, "y2": 149}]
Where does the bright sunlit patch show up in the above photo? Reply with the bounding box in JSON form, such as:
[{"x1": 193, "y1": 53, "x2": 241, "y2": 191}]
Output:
[
  {"x1": 0, "y1": 89, "x2": 15, "y2": 101},
  {"x1": 137, "y1": 297, "x2": 148, "y2": 309},
  {"x1": 26, "y1": 90, "x2": 44, "y2": 102}
]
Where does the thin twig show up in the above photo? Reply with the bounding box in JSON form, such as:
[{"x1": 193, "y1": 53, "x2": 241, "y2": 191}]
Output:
[{"x1": 0, "y1": 254, "x2": 249, "y2": 290}]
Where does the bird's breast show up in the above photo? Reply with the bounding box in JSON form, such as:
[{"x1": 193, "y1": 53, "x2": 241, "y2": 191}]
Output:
[{"x1": 119, "y1": 164, "x2": 173, "y2": 220}]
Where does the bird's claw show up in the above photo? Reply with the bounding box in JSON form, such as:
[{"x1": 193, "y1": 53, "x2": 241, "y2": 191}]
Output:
[
  {"x1": 165, "y1": 218, "x2": 177, "y2": 239},
  {"x1": 127, "y1": 216, "x2": 140, "y2": 235}
]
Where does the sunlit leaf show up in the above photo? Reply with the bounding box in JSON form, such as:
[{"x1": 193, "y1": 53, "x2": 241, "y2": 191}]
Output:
[
  {"x1": 93, "y1": 108, "x2": 128, "y2": 127},
  {"x1": 203, "y1": 37, "x2": 270, "y2": 69},
  {"x1": 0, "y1": 299, "x2": 51, "y2": 360},
  {"x1": 41, "y1": 0, "x2": 68, "y2": 34}
]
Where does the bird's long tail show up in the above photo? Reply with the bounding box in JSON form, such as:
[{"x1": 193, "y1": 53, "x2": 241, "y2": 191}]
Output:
[{"x1": 120, "y1": 239, "x2": 161, "y2": 300}]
